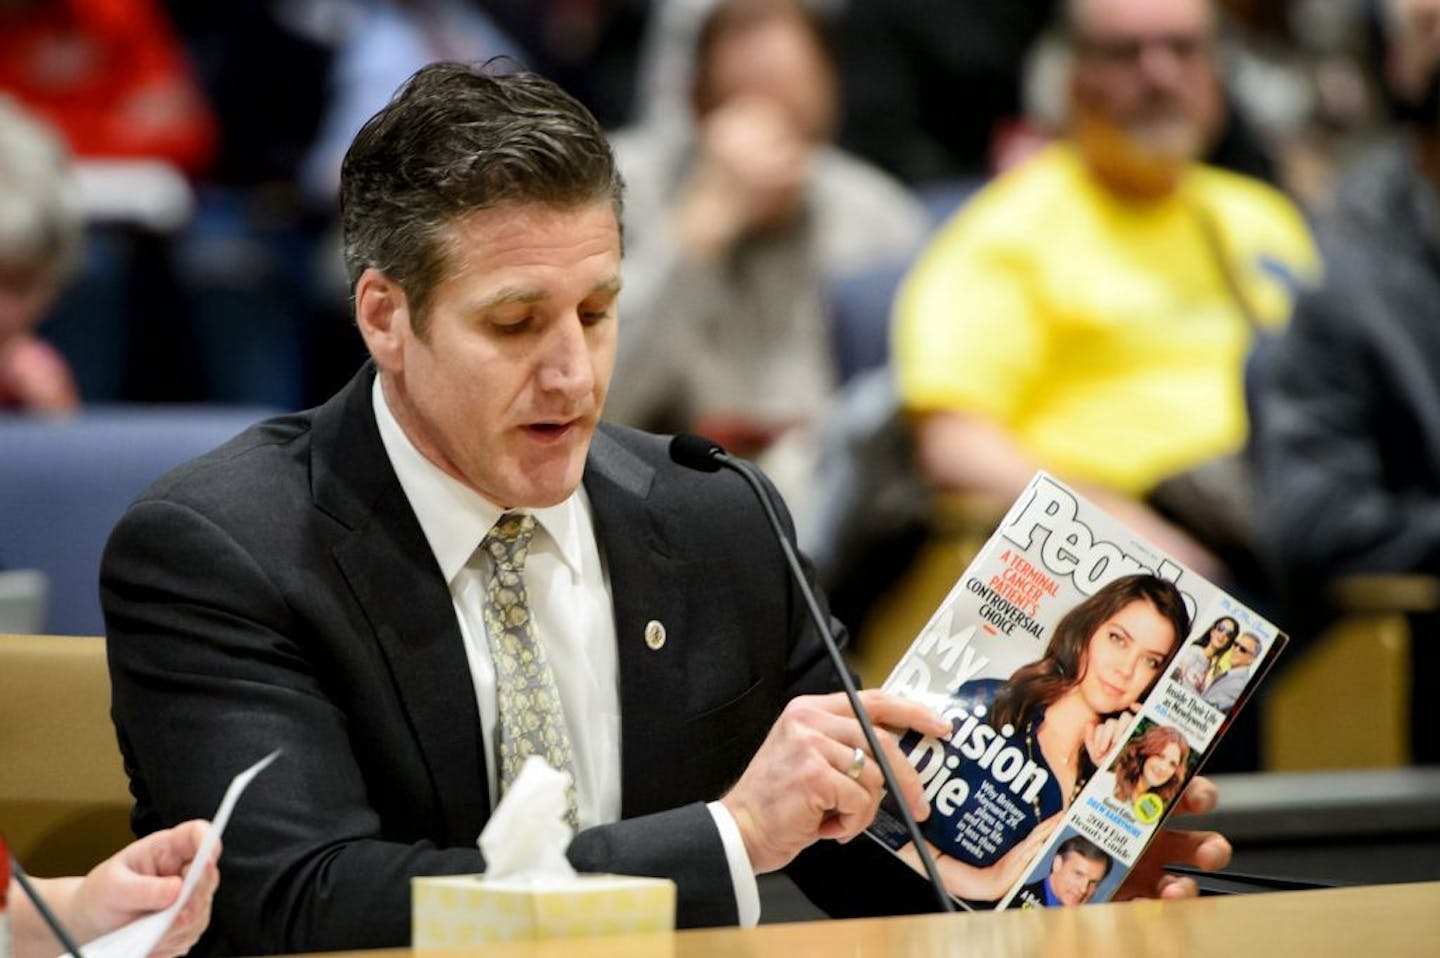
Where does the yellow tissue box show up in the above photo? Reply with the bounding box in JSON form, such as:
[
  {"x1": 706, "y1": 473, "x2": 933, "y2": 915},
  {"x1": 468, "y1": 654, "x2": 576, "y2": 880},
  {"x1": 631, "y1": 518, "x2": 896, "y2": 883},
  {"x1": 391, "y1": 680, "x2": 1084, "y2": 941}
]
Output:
[{"x1": 411, "y1": 873, "x2": 676, "y2": 947}]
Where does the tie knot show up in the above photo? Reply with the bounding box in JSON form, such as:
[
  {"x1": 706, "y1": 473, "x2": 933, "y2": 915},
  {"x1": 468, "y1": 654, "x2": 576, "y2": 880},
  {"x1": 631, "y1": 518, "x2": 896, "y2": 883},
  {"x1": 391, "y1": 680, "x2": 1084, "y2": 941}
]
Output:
[{"x1": 483, "y1": 512, "x2": 536, "y2": 571}]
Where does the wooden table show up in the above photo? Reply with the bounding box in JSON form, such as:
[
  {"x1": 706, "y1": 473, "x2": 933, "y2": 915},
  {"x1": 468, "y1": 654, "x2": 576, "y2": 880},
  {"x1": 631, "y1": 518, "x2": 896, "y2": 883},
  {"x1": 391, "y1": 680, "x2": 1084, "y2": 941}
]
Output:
[{"x1": 322, "y1": 881, "x2": 1440, "y2": 958}]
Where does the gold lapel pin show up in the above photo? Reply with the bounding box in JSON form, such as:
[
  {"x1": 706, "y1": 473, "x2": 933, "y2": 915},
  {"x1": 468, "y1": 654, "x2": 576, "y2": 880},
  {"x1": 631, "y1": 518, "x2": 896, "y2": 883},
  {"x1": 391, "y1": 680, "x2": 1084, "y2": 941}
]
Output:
[{"x1": 644, "y1": 619, "x2": 667, "y2": 651}]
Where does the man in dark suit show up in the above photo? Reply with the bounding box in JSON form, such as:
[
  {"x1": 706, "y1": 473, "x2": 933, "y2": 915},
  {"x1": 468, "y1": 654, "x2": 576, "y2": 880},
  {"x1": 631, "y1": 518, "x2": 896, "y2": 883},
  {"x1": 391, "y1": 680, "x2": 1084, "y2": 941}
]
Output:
[
  {"x1": 1200, "y1": 632, "x2": 1261, "y2": 712},
  {"x1": 1016, "y1": 835, "x2": 1112, "y2": 909},
  {"x1": 102, "y1": 62, "x2": 1230, "y2": 955}
]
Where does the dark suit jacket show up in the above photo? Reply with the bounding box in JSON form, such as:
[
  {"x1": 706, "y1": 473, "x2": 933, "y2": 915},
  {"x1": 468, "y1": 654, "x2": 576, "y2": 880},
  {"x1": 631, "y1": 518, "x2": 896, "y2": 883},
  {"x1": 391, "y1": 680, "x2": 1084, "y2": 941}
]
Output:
[
  {"x1": 1016, "y1": 878, "x2": 1050, "y2": 909},
  {"x1": 1259, "y1": 139, "x2": 1440, "y2": 590},
  {"x1": 102, "y1": 365, "x2": 931, "y2": 954}
]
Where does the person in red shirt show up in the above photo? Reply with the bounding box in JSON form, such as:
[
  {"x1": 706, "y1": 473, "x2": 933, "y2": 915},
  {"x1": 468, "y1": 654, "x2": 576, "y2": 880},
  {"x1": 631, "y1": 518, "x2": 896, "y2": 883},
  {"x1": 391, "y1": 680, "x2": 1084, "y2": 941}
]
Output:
[{"x1": 0, "y1": 0, "x2": 214, "y2": 174}]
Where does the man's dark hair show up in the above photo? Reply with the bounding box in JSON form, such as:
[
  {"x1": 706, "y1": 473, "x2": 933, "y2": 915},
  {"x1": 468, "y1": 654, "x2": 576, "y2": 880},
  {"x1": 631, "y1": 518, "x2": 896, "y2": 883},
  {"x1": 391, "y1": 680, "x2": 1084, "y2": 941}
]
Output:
[
  {"x1": 339, "y1": 61, "x2": 624, "y2": 337},
  {"x1": 1056, "y1": 834, "x2": 1113, "y2": 878}
]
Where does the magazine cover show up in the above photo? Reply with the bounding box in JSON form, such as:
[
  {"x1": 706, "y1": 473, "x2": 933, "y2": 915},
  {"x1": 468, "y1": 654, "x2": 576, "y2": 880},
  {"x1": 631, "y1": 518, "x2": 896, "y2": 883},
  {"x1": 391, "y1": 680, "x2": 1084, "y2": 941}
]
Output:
[{"x1": 865, "y1": 472, "x2": 1287, "y2": 911}]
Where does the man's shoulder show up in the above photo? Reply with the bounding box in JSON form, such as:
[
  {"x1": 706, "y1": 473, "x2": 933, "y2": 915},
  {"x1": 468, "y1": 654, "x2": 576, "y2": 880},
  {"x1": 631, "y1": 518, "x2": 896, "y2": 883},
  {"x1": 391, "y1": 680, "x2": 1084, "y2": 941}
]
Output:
[
  {"x1": 132, "y1": 369, "x2": 375, "y2": 522},
  {"x1": 928, "y1": 144, "x2": 1093, "y2": 254},
  {"x1": 1191, "y1": 164, "x2": 1310, "y2": 244},
  {"x1": 1202, "y1": 666, "x2": 1247, "y2": 701},
  {"x1": 810, "y1": 146, "x2": 930, "y2": 266},
  {"x1": 134, "y1": 409, "x2": 315, "y2": 511},
  {"x1": 1018, "y1": 878, "x2": 1047, "y2": 903},
  {"x1": 1315, "y1": 140, "x2": 1434, "y2": 287},
  {"x1": 812, "y1": 146, "x2": 928, "y2": 222},
  {"x1": 100, "y1": 407, "x2": 328, "y2": 586},
  {"x1": 1219, "y1": 664, "x2": 1252, "y2": 685}
]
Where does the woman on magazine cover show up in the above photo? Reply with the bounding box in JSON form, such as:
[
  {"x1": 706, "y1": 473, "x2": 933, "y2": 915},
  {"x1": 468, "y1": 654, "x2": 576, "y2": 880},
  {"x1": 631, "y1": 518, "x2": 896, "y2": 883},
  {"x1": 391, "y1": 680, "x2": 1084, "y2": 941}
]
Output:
[
  {"x1": 1169, "y1": 616, "x2": 1238, "y2": 693},
  {"x1": 896, "y1": 574, "x2": 1190, "y2": 903},
  {"x1": 1110, "y1": 723, "x2": 1192, "y2": 808}
]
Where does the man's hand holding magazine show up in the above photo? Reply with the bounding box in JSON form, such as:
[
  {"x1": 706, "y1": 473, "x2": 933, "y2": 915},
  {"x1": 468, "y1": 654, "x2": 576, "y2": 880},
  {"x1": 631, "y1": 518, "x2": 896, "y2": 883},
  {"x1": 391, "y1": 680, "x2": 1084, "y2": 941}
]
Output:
[
  {"x1": 861, "y1": 474, "x2": 1278, "y2": 911},
  {"x1": 1116, "y1": 776, "x2": 1232, "y2": 900}
]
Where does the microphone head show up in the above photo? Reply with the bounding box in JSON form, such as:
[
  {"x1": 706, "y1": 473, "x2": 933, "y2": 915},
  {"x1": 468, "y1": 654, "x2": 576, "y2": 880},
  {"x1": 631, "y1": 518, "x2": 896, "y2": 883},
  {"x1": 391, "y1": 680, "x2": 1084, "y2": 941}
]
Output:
[{"x1": 669, "y1": 433, "x2": 725, "y2": 472}]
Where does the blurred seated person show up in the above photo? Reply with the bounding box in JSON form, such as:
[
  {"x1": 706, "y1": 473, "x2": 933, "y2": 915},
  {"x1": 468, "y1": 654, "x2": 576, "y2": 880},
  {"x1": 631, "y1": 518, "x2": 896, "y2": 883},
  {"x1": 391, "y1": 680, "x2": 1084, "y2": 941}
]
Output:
[
  {"x1": 0, "y1": 96, "x2": 81, "y2": 413},
  {"x1": 0, "y1": 0, "x2": 214, "y2": 403},
  {"x1": 5, "y1": 821, "x2": 218, "y2": 958},
  {"x1": 837, "y1": 0, "x2": 1285, "y2": 189},
  {"x1": 892, "y1": 0, "x2": 1316, "y2": 584},
  {"x1": 835, "y1": 0, "x2": 1059, "y2": 185},
  {"x1": 1257, "y1": 0, "x2": 1440, "y2": 764},
  {"x1": 299, "y1": 0, "x2": 525, "y2": 208},
  {"x1": 605, "y1": 0, "x2": 928, "y2": 500},
  {"x1": 0, "y1": 0, "x2": 213, "y2": 175}
]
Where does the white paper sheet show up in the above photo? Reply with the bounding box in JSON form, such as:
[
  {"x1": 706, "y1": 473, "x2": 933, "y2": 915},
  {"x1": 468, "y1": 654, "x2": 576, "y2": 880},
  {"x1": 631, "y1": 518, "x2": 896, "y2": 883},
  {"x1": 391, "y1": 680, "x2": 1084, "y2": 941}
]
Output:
[{"x1": 60, "y1": 750, "x2": 280, "y2": 958}]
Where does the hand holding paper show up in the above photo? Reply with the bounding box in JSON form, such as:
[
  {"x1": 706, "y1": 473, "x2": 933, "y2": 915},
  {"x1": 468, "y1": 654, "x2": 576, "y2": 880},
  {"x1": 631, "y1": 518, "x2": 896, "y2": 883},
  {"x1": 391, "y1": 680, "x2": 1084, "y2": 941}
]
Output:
[
  {"x1": 66, "y1": 820, "x2": 218, "y2": 958},
  {"x1": 57, "y1": 750, "x2": 279, "y2": 958}
]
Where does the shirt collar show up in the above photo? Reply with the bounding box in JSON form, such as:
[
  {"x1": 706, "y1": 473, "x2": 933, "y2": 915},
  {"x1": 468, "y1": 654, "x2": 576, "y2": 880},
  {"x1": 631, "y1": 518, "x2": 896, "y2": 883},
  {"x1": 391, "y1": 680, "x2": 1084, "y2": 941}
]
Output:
[{"x1": 371, "y1": 376, "x2": 587, "y2": 584}]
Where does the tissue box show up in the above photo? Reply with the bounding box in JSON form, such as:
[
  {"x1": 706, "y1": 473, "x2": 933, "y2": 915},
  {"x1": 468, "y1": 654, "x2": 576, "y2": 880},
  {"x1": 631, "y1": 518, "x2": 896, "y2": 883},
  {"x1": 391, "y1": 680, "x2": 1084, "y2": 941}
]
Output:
[{"x1": 412, "y1": 873, "x2": 676, "y2": 947}]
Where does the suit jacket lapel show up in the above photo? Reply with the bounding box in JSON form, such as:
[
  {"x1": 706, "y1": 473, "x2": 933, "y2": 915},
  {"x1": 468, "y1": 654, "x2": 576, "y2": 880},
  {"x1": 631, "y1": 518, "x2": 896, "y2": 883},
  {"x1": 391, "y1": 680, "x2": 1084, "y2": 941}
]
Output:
[
  {"x1": 314, "y1": 366, "x2": 491, "y2": 844},
  {"x1": 585, "y1": 428, "x2": 693, "y2": 818},
  {"x1": 306, "y1": 388, "x2": 694, "y2": 837}
]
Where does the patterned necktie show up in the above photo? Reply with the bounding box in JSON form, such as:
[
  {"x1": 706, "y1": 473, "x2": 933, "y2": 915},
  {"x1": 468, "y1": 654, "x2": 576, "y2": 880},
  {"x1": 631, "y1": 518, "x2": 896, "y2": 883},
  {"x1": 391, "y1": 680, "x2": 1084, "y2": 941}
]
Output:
[{"x1": 480, "y1": 512, "x2": 580, "y2": 828}]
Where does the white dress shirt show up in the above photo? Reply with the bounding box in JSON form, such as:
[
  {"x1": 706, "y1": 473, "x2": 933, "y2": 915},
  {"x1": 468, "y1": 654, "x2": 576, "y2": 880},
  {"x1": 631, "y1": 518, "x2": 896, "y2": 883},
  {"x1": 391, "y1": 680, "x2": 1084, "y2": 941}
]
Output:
[{"x1": 372, "y1": 380, "x2": 759, "y2": 924}]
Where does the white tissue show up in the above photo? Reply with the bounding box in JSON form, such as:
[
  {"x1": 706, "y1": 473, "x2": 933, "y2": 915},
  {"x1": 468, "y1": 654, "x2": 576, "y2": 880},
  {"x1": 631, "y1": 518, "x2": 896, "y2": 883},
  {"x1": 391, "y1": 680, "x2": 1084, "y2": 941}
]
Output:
[{"x1": 478, "y1": 756, "x2": 577, "y2": 882}]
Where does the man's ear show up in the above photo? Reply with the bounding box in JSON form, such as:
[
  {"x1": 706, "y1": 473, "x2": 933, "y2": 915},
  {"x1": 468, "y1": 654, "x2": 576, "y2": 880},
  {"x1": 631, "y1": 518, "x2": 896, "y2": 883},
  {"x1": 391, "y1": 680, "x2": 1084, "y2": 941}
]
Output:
[{"x1": 355, "y1": 267, "x2": 410, "y2": 372}]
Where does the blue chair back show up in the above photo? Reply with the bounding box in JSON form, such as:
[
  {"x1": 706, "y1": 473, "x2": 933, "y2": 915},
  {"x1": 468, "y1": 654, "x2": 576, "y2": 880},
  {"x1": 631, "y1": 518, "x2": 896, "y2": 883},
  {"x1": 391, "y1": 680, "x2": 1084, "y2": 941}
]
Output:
[{"x1": 0, "y1": 406, "x2": 274, "y2": 635}]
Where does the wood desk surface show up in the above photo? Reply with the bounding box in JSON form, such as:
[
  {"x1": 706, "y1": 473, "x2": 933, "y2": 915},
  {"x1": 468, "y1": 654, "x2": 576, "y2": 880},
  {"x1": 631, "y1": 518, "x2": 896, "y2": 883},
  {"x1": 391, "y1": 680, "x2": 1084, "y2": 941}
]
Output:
[{"x1": 322, "y1": 881, "x2": 1440, "y2": 958}]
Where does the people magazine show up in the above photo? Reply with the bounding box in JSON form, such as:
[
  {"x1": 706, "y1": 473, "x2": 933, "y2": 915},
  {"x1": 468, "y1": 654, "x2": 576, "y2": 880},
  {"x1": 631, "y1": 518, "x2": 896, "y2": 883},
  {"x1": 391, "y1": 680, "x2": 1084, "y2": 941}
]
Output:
[{"x1": 866, "y1": 472, "x2": 1285, "y2": 911}]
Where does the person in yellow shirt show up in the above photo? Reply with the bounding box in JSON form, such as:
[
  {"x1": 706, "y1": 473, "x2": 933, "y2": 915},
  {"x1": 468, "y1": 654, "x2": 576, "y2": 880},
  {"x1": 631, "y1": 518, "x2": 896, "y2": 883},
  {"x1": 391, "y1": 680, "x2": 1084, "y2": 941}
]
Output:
[{"x1": 892, "y1": 0, "x2": 1316, "y2": 579}]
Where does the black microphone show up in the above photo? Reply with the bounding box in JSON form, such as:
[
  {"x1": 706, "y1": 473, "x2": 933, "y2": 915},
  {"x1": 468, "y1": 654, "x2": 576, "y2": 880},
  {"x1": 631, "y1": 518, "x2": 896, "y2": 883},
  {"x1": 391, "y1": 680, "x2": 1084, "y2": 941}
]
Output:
[
  {"x1": 668, "y1": 433, "x2": 725, "y2": 473},
  {"x1": 668, "y1": 434, "x2": 955, "y2": 913}
]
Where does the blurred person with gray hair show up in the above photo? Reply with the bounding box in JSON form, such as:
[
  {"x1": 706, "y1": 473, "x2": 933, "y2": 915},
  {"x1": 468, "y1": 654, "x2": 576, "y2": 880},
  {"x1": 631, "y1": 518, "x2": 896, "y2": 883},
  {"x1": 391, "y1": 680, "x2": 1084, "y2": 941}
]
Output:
[{"x1": 0, "y1": 96, "x2": 81, "y2": 413}]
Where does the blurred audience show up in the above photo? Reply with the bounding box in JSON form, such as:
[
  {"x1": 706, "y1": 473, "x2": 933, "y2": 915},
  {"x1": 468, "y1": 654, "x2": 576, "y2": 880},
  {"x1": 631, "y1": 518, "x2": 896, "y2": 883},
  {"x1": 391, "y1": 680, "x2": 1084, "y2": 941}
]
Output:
[
  {"x1": 605, "y1": 0, "x2": 928, "y2": 501},
  {"x1": 0, "y1": 0, "x2": 216, "y2": 403},
  {"x1": 0, "y1": 96, "x2": 82, "y2": 414},
  {"x1": 0, "y1": 0, "x2": 215, "y2": 174},
  {"x1": 835, "y1": 0, "x2": 1059, "y2": 184},
  {"x1": 158, "y1": 3, "x2": 335, "y2": 408},
  {"x1": 479, "y1": 0, "x2": 653, "y2": 128},
  {"x1": 1258, "y1": 0, "x2": 1440, "y2": 764},
  {"x1": 833, "y1": 0, "x2": 1308, "y2": 192},
  {"x1": 1218, "y1": 0, "x2": 1384, "y2": 204},
  {"x1": 892, "y1": 0, "x2": 1317, "y2": 588},
  {"x1": 298, "y1": 0, "x2": 525, "y2": 208}
]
